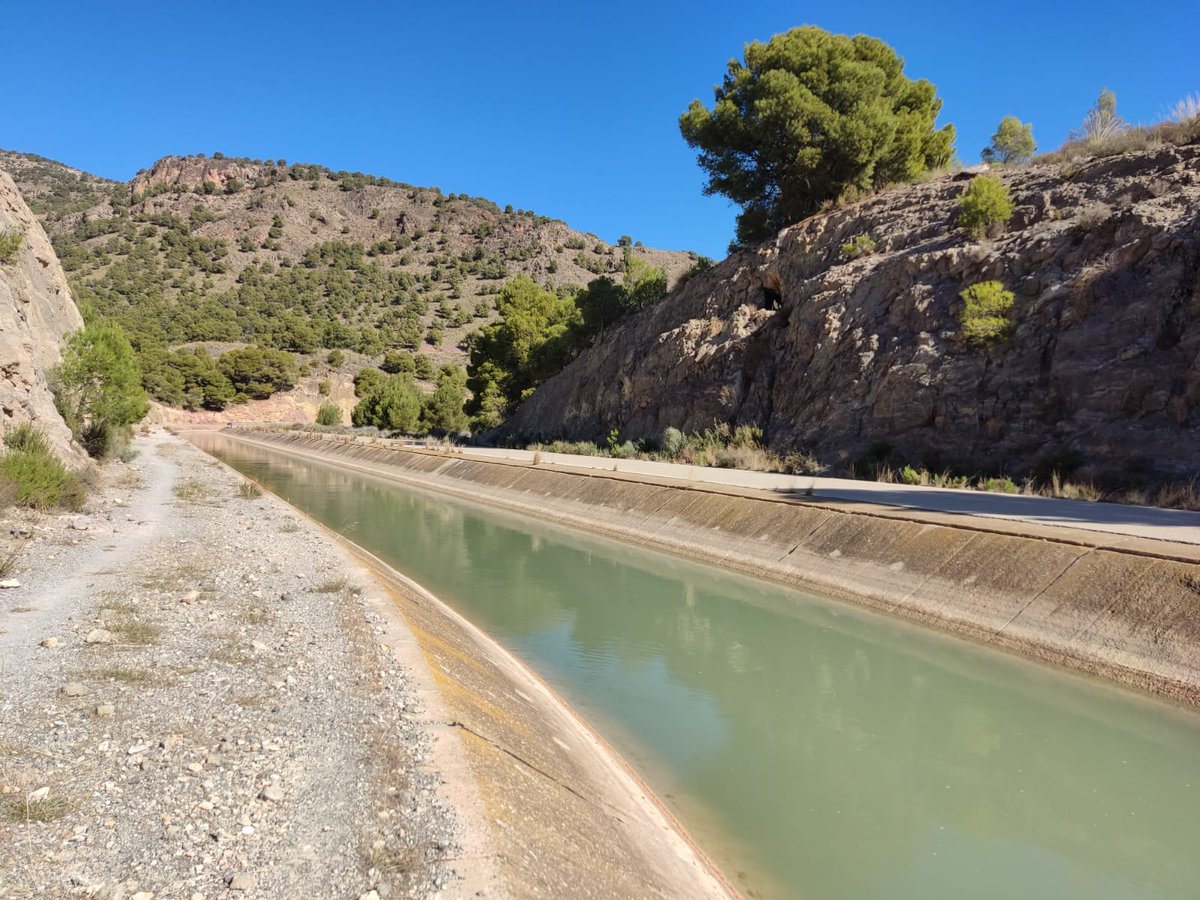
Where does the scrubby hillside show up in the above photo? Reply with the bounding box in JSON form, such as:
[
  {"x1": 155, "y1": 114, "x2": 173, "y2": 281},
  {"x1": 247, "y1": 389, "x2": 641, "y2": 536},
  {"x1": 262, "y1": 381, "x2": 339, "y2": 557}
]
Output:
[
  {"x1": 0, "y1": 170, "x2": 86, "y2": 461},
  {"x1": 0, "y1": 152, "x2": 697, "y2": 372},
  {"x1": 506, "y1": 145, "x2": 1200, "y2": 487}
]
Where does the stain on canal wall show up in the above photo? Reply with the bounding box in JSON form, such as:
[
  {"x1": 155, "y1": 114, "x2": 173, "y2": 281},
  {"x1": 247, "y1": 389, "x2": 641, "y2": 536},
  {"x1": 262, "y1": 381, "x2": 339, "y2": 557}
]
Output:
[{"x1": 225, "y1": 429, "x2": 1200, "y2": 706}]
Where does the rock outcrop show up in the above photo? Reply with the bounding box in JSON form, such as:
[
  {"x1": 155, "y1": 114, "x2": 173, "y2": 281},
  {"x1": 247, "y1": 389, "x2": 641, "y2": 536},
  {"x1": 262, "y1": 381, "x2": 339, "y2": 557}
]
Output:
[
  {"x1": 507, "y1": 145, "x2": 1200, "y2": 483},
  {"x1": 0, "y1": 171, "x2": 85, "y2": 461}
]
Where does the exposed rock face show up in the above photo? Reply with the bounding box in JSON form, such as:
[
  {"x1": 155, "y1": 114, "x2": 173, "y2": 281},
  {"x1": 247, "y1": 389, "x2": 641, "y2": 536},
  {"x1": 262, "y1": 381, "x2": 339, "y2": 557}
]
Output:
[
  {"x1": 129, "y1": 155, "x2": 263, "y2": 196},
  {"x1": 507, "y1": 145, "x2": 1200, "y2": 482},
  {"x1": 0, "y1": 171, "x2": 85, "y2": 461}
]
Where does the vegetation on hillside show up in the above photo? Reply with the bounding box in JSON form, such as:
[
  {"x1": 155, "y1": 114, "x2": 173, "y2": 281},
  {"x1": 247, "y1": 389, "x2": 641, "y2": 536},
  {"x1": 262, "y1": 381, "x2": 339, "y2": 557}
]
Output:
[
  {"x1": 679, "y1": 26, "x2": 955, "y2": 246},
  {"x1": 0, "y1": 230, "x2": 22, "y2": 264},
  {"x1": 465, "y1": 252, "x2": 668, "y2": 430}
]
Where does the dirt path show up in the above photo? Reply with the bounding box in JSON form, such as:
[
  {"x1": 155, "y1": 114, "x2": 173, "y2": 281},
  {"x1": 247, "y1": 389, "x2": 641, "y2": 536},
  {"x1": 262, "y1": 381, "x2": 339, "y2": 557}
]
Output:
[{"x1": 0, "y1": 431, "x2": 488, "y2": 899}]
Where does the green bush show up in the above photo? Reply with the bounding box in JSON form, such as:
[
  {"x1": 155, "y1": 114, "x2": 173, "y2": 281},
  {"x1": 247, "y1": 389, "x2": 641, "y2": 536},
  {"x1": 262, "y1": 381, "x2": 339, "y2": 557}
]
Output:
[
  {"x1": 4, "y1": 423, "x2": 50, "y2": 455},
  {"x1": 414, "y1": 354, "x2": 436, "y2": 381},
  {"x1": 326, "y1": 349, "x2": 345, "y2": 368},
  {"x1": 0, "y1": 230, "x2": 23, "y2": 264},
  {"x1": 52, "y1": 322, "x2": 149, "y2": 459},
  {"x1": 841, "y1": 234, "x2": 877, "y2": 260},
  {"x1": 353, "y1": 367, "x2": 385, "y2": 397},
  {"x1": 0, "y1": 427, "x2": 86, "y2": 511},
  {"x1": 317, "y1": 379, "x2": 332, "y2": 396},
  {"x1": 351, "y1": 374, "x2": 422, "y2": 431},
  {"x1": 661, "y1": 427, "x2": 685, "y2": 457},
  {"x1": 959, "y1": 281, "x2": 1015, "y2": 346},
  {"x1": 958, "y1": 175, "x2": 1014, "y2": 239},
  {"x1": 315, "y1": 401, "x2": 342, "y2": 426},
  {"x1": 380, "y1": 350, "x2": 415, "y2": 375}
]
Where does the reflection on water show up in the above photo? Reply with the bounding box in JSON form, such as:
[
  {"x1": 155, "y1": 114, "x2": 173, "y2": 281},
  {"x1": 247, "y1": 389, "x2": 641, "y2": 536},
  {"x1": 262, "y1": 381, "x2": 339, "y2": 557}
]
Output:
[{"x1": 197, "y1": 434, "x2": 1200, "y2": 900}]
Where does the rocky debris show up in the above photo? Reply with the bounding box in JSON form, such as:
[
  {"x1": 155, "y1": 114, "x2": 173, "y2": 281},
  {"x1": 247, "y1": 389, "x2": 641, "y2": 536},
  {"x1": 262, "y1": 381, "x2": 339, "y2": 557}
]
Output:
[
  {"x1": 508, "y1": 144, "x2": 1200, "y2": 483},
  {"x1": 0, "y1": 433, "x2": 460, "y2": 899},
  {"x1": 0, "y1": 170, "x2": 85, "y2": 462}
]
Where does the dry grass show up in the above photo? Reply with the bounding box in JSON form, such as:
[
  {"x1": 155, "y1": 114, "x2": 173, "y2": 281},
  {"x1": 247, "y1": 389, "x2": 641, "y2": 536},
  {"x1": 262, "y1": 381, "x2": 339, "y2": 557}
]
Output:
[
  {"x1": 173, "y1": 477, "x2": 218, "y2": 505},
  {"x1": 108, "y1": 620, "x2": 161, "y2": 645},
  {"x1": 3, "y1": 793, "x2": 71, "y2": 823},
  {"x1": 1154, "y1": 479, "x2": 1200, "y2": 511},
  {"x1": 239, "y1": 605, "x2": 273, "y2": 625},
  {"x1": 90, "y1": 666, "x2": 152, "y2": 684},
  {"x1": 0, "y1": 542, "x2": 23, "y2": 578},
  {"x1": 313, "y1": 577, "x2": 349, "y2": 594},
  {"x1": 237, "y1": 480, "x2": 263, "y2": 500}
]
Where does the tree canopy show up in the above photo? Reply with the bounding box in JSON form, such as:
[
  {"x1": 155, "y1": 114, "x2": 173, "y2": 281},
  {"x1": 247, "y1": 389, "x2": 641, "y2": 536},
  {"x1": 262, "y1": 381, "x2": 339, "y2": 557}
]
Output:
[
  {"x1": 982, "y1": 116, "x2": 1036, "y2": 165},
  {"x1": 52, "y1": 322, "x2": 149, "y2": 457},
  {"x1": 679, "y1": 26, "x2": 955, "y2": 245}
]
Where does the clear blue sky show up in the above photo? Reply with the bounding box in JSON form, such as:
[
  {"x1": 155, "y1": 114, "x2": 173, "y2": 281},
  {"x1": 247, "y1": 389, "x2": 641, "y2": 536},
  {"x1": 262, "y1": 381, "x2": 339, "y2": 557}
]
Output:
[{"x1": 3, "y1": 1, "x2": 1196, "y2": 258}]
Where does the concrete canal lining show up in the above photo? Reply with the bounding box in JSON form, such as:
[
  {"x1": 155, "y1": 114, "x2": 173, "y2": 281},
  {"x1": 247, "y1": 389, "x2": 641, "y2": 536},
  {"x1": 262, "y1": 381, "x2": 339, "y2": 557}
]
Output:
[{"x1": 223, "y1": 428, "x2": 1200, "y2": 707}]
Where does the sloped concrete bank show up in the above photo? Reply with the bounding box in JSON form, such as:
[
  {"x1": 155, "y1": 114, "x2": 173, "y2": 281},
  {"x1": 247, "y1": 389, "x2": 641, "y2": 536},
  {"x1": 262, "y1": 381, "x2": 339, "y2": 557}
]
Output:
[{"x1": 225, "y1": 428, "x2": 1200, "y2": 706}]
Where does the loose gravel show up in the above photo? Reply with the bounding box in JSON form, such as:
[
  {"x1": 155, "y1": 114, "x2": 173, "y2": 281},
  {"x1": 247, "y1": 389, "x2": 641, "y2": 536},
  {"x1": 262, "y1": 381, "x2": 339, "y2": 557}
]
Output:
[{"x1": 0, "y1": 431, "x2": 464, "y2": 899}]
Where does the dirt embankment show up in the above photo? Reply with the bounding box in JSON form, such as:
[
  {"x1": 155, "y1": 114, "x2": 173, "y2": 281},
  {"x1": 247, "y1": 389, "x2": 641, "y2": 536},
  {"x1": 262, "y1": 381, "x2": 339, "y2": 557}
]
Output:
[{"x1": 228, "y1": 429, "x2": 1200, "y2": 708}]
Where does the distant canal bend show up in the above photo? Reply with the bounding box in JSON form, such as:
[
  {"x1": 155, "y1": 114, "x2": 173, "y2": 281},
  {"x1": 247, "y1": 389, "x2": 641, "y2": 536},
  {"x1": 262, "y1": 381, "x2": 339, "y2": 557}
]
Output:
[{"x1": 195, "y1": 432, "x2": 1200, "y2": 900}]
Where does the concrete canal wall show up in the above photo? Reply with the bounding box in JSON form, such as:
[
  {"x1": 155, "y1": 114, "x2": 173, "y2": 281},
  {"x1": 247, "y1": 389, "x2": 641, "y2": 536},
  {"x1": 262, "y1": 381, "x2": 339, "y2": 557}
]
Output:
[{"x1": 224, "y1": 428, "x2": 1200, "y2": 706}]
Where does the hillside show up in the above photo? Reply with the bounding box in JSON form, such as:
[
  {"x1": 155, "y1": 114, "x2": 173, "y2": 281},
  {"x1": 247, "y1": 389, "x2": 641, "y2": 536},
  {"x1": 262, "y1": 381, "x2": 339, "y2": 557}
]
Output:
[
  {"x1": 505, "y1": 144, "x2": 1200, "y2": 488},
  {"x1": 0, "y1": 151, "x2": 697, "y2": 374}
]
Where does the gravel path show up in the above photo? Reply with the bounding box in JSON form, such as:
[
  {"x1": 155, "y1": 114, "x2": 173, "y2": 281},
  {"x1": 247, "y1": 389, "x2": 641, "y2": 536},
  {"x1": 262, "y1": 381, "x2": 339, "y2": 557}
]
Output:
[{"x1": 0, "y1": 431, "x2": 466, "y2": 899}]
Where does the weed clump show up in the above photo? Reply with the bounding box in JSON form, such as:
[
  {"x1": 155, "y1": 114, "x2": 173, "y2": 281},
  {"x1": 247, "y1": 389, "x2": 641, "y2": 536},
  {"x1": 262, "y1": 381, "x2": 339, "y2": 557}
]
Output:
[
  {"x1": 840, "y1": 234, "x2": 877, "y2": 260},
  {"x1": 0, "y1": 425, "x2": 86, "y2": 511}
]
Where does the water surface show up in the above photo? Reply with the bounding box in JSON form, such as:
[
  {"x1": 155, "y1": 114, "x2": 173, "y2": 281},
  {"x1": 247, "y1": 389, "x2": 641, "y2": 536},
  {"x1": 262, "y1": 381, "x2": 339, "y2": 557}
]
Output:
[{"x1": 196, "y1": 433, "x2": 1200, "y2": 899}]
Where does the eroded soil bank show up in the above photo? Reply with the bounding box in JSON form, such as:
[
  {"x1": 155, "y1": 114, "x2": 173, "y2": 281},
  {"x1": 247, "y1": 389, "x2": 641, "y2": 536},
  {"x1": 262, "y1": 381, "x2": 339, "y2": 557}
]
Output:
[{"x1": 226, "y1": 429, "x2": 1200, "y2": 707}]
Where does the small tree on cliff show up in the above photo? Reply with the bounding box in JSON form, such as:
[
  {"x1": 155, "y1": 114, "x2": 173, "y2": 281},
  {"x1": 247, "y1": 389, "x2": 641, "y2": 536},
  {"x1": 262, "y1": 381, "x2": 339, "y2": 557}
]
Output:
[
  {"x1": 679, "y1": 26, "x2": 955, "y2": 246},
  {"x1": 981, "y1": 116, "x2": 1036, "y2": 164}
]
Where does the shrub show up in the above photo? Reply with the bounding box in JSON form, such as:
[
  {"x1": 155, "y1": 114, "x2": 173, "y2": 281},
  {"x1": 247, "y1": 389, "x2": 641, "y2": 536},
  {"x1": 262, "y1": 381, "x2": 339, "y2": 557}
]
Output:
[
  {"x1": 0, "y1": 434, "x2": 86, "y2": 511},
  {"x1": 353, "y1": 367, "x2": 385, "y2": 397},
  {"x1": 0, "y1": 230, "x2": 23, "y2": 264},
  {"x1": 4, "y1": 423, "x2": 50, "y2": 455},
  {"x1": 315, "y1": 401, "x2": 342, "y2": 426},
  {"x1": 958, "y1": 175, "x2": 1014, "y2": 239},
  {"x1": 414, "y1": 354, "x2": 436, "y2": 381},
  {"x1": 841, "y1": 234, "x2": 877, "y2": 260},
  {"x1": 326, "y1": 349, "x2": 345, "y2": 368},
  {"x1": 661, "y1": 426, "x2": 685, "y2": 457},
  {"x1": 351, "y1": 375, "x2": 422, "y2": 431},
  {"x1": 959, "y1": 281, "x2": 1015, "y2": 346},
  {"x1": 380, "y1": 350, "x2": 415, "y2": 375},
  {"x1": 317, "y1": 379, "x2": 331, "y2": 396}
]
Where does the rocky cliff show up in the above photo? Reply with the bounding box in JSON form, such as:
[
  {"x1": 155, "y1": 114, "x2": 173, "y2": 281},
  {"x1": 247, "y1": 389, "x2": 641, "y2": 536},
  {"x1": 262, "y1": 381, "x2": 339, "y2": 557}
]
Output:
[
  {"x1": 0, "y1": 171, "x2": 85, "y2": 461},
  {"x1": 507, "y1": 145, "x2": 1200, "y2": 484}
]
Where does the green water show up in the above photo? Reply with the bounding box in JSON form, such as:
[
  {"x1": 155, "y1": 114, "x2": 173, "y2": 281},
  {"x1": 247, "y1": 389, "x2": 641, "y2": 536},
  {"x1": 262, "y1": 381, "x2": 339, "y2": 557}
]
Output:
[{"x1": 196, "y1": 434, "x2": 1200, "y2": 900}]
